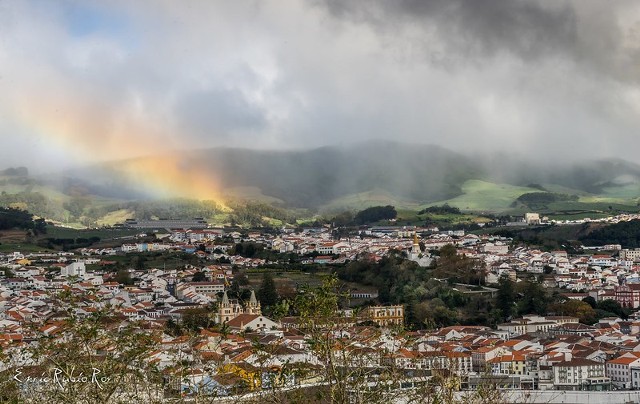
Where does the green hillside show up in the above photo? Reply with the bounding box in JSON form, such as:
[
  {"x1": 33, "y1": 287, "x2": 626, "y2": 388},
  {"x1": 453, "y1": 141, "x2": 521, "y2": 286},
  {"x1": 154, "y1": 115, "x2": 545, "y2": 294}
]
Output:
[
  {"x1": 321, "y1": 188, "x2": 420, "y2": 213},
  {"x1": 422, "y1": 180, "x2": 540, "y2": 213},
  {"x1": 414, "y1": 179, "x2": 639, "y2": 216},
  {"x1": 1, "y1": 142, "x2": 640, "y2": 227}
]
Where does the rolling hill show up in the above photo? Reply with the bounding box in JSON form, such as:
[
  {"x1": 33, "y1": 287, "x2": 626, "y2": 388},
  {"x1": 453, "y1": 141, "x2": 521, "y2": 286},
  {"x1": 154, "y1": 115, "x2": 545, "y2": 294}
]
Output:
[{"x1": 1, "y1": 141, "x2": 639, "y2": 226}]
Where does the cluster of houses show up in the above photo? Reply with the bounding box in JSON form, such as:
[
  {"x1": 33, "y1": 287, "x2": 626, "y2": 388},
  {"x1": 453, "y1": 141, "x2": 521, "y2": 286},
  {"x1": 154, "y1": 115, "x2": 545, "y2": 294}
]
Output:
[
  {"x1": 474, "y1": 243, "x2": 640, "y2": 309},
  {"x1": 6, "y1": 277, "x2": 640, "y2": 396},
  {"x1": 3, "y1": 220, "x2": 640, "y2": 396},
  {"x1": 549, "y1": 213, "x2": 640, "y2": 226}
]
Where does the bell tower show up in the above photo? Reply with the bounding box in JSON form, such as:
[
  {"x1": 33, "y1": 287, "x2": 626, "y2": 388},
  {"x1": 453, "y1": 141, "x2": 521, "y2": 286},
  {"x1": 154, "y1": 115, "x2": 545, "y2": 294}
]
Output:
[
  {"x1": 216, "y1": 290, "x2": 235, "y2": 323},
  {"x1": 411, "y1": 232, "x2": 421, "y2": 259},
  {"x1": 245, "y1": 290, "x2": 262, "y2": 315}
]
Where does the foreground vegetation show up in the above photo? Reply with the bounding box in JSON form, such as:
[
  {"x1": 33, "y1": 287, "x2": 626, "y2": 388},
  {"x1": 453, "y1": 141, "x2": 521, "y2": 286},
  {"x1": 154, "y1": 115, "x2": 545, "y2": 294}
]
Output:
[{"x1": 0, "y1": 277, "x2": 511, "y2": 404}]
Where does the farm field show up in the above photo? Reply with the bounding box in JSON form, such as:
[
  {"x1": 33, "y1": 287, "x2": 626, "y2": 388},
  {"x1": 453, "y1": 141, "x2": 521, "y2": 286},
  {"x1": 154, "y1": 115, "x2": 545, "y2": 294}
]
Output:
[{"x1": 422, "y1": 180, "x2": 540, "y2": 213}]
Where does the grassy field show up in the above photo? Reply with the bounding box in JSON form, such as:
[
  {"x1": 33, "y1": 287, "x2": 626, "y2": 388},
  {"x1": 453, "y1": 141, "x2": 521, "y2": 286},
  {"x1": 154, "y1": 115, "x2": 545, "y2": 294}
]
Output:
[
  {"x1": 414, "y1": 180, "x2": 639, "y2": 218},
  {"x1": 43, "y1": 226, "x2": 142, "y2": 240},
  {"x1": 0, "y1": 230, "x2": 57, "y2": 252},
  {"x1": 0, "y1": 243, "x2": 54, "y2": 253},
  {"x1": 599, "y1": 183, "x2": 640, "y2": 200},
  {"x1": 393, "y1": 208, "x2": 492, "y2": 227},
  {"x1": 95, "y1": 209, "x2": 135, "y2": 226},
  {"x1": 222, "y1": 186, "x2": 284, "y2": 205},
  {"x1": 321, "y1": 188, "x2": 419, "y2": 213},
  {"x1": 539, "y1": 183, "x2": 590, "y2": 196},
  {"x1": 539, "y1": 198, "x2": 638, "y2": 220},
  {"x1": 0, "y1": 181, "x2": 69, "y2": 203},
  {"x1": 421, "y1": 180, "x2": 540, "y2": 213},
  {"x1": 479, "y1": 223, "x2": 605, "y2": 247},
  {"x1": 0, "y1": 226, "x2": 145, "y2": 253}
]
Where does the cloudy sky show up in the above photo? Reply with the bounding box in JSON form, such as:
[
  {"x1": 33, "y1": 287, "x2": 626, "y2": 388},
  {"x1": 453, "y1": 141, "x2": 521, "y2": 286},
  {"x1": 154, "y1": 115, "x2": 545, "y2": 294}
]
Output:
[{"x1": 2, "y1": 0, "x2": 640, "y2": 171}]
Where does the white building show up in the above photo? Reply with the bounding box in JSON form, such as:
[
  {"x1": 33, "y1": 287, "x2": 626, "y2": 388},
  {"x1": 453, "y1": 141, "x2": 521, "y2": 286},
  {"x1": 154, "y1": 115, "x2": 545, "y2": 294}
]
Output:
[
  {"x1": 525, "y1": 213, "x2": 541, "y2": 225},
  {"x1": 553, "y1": 358, "x2": 608, "y2": 391},
  {"x1": 61, "y1": 261, "x2": 86, "y2": 277},
  {"x1": 606, "y1": 353, "x2": 640, "y2": 389}
]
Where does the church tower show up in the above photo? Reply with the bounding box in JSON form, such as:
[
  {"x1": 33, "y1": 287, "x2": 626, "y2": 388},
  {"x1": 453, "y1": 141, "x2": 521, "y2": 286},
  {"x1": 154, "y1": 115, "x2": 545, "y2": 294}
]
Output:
[
  {"x1": 216, "y1": 290, "x2": 235, "y2": 323},
  {"x1": 410, "y1": 232, "x2": 421, "y2": 259},
  {"x1": 245, "y1": 290, "x2": 262, "y2": 315}
]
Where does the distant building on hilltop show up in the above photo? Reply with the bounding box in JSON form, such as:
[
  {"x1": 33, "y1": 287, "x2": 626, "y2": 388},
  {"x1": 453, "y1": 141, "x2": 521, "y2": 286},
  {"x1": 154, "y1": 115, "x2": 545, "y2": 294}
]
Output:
[{"x1": 524, "y1": 213, "x2": 541, "y2": 225}]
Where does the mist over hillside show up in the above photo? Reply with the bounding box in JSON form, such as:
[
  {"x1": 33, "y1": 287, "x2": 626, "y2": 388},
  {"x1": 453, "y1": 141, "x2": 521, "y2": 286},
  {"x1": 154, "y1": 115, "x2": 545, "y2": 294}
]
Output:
[
  {"x1": 2, "y1": 141, "x2": 639, "y2": 228},
  {"x1": 476, "y1": 155, "x2": 640, "y2": 195},
  {"x1": 70, "y1": 141, "x2": 640, "y2": 208}
]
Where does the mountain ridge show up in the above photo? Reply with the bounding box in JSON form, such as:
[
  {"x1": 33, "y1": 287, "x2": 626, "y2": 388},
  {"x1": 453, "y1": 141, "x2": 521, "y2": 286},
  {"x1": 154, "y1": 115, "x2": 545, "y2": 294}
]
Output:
[{"x1": 1, "y1": 141, "x2": 639, "y2": 226}]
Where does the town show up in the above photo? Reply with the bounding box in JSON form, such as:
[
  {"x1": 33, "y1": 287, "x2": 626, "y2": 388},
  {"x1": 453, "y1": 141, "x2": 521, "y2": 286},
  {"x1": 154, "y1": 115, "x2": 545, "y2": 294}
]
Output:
[{"x1": 2, "y1": 213, "x2": 640, "y2": 402}]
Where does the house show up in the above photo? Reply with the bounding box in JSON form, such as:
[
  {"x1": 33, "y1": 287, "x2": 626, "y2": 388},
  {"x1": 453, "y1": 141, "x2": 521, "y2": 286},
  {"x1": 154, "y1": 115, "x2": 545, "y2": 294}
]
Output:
[
  {"x1": 472, "y1": 346, "x2": 509, "y2": 372},
  {"x1": 606, "y1": 352, "x2": 640, "y2": 389},
  {"x1": 316, "y1": 243, "x2": 337, "y2": 255},
  {"x1": 552, "y1": 358, "x2": 609, "y2": 391},
  {"x1": 488, "y1": 352, "x2": 528, "y2": 376},
  {"x1": 226, "y1": 314, "x2": 279, "y2": 332},
  {"x1": 497, "y1": 322, "x2": 526, "y2": 337}
]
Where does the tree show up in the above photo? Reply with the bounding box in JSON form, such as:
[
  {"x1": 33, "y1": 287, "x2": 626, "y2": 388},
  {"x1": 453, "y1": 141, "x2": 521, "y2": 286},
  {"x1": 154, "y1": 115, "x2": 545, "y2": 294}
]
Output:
[
  {"x1": 405, "y1": 297, "x2": 420, "y2": 330},
  {"x1": 582, "y1": 296, "x2": 597, "y2": 309},
  {"x1": 181, "y1": 307, "x2": 214, "y2": 331},
  {"x1": 115, "y1": 269, "x2": 133, "y2": 286},
  {"x1": 434, "y1": 245, "x2": 483, "y2": 285},
  {"x1": 192, "y1": 271, "x2": 206, "y2": 282},
  {"x1": 422, "y1": 299, "x2": 459, "y2": 328},
  {"x1": 496, "y1": 275, "x2": 515, "y2": 321},
  {"x1": 233, "y1": 243, "x2": 244, "y2": 256},
  {"x1": 353, "y1": 205, "x2": 397, "y2": 225},
  {"x1": 164, "y1": 318, "x2": 183, "y2": 336},
  {"x1": 418, "y1": 204, "x2": 461, "y2": 215},
  {"x1": 516, "y1": 281, "x2": 549, "y2": 316},
  {"x1": 597, "y1": 299, "x2": 629, "y2": 319},
  {"x1": 134, "y1": 255, "x2": 146, "y2": 271},
  {"x1": 257, "y1": 273, "x2": 279, "y2": 313},
  {"x1": 550, "y1": 300, "x2": 597, "y2": 324},
  {"x1": 0, "y1": 299, "x2": 164, "y2": 402}
]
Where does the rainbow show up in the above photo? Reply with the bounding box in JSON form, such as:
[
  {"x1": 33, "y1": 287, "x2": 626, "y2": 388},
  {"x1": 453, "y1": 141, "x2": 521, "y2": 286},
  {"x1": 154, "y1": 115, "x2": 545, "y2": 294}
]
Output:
[
  {"x1": 10, "y1": 90, "x2": 225, "y2": 203},
  {"x1": 114, "y1": 154, "x2": 224, "y2": 201}
]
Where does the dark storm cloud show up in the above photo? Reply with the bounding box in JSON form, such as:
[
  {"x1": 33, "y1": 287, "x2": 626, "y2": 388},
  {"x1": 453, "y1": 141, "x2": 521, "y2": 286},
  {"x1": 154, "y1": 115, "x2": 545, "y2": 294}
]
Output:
[
  {"x1": 320, "y1": 0, "x2": 577, "y2": 61},
  {"x1": 317, "y1": 0, "x2": 640, "y2": 83}
]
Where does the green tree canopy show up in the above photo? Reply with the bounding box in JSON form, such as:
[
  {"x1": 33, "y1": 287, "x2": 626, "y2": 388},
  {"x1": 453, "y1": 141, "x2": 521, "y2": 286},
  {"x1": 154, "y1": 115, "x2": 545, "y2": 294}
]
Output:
[
  {"x1": 258, "y1": 272, "x2": 279, "y2": 313},
  {"x1": 354, "y1": 205, "x2": 397, "y2": 225},
  {"x1": 496, "y1": 275, "x2": 516, "y2": 321}
]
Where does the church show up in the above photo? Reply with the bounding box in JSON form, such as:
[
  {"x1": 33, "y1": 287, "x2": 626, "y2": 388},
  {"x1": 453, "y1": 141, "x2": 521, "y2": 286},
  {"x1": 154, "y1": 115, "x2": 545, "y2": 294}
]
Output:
[
  {"x1": 408, "y1": 232, "x2": 432, "y2": 267},
  {"x1": 214, "y1": 289, "x2": 262, "y2": 324}
]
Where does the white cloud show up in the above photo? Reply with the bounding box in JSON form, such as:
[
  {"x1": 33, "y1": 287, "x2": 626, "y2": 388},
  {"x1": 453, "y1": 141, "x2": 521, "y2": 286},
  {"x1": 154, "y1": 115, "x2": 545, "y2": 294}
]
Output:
[{"x1": 1, "y1": 0, "x2": 640, "y2": 171}]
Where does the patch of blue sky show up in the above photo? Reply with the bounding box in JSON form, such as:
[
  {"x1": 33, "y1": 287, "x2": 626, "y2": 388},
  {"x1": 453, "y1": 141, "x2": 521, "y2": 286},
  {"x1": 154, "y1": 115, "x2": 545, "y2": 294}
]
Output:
[{"x1": 59, "y1": 1, "x2": 139, "y2": 49}]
